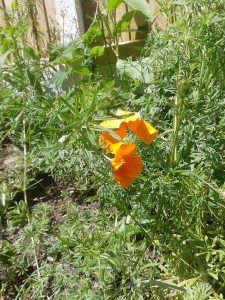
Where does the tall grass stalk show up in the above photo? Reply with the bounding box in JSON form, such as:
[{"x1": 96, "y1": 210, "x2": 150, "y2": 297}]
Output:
[
  {"x1": 170, "y1": 10, "x2": 191, "y2": 169},
  {"x1": 22, "y1": 114, "x2": 40, "y2": 278}
]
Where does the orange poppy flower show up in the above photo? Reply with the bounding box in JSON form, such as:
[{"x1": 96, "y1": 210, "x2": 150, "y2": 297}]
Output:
[
  {"x1": 99, "y1": 123, "x2": 126, "y2": 153},
  {"x1": 111, "y1": 142, "x2": 143, "y2": 188},
  {"x1": 99, "y1": 110, "x2": 158, "y2": 145}
]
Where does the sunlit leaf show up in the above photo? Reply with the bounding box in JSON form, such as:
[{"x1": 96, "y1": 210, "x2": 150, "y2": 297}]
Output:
[
  {"x1": 116, "y1": 11, "x2": 135, "y2": 33},
  {"x1": 141, "y1": 280, "x2": 186, "y2": 292},
  {"x1": 0, "y1": 51, "x2": 10, "y2": 69},
  {"x1": 90, "y1": 46, "x2": 104, "y2": 58},
  {"x1": 53, "y1": 67, "x2": 72, "y2": 88},
  {"x1": 116, "y1": 58, "x2": 153, "y2": 83},
  {"x1": 106, "y1": 0, "x2": 123, "y2": 12},
  {"x1": 124, "y1": 0, "x2": 151, "y2": 21}
]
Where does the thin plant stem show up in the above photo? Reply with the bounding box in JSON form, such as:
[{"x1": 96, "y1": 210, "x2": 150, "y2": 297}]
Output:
[
  {"x1": 169, "y1": 95, "x2": 184, "y2": 168},
  {"x1": 0, "y1": 216, "x2": 2, "y2": 250},
  {"x1": 111, "y1": 10, "x2": 119, "y2": 59},
  {"x1": 124, "y1": 198, "x2": 151, "y2": 242},
  {"x1": 169, "y1": 13, "x2": 190, "y2": 169},
  {"x1": 22, "y1": 114, "x2": 41, "y2": 278},
  {"x1": 41, "y1": 0, "x2": 51, "y2": 44},
  {"x1": 28, "y1": 0, "x2": 41, "y2": 53}
]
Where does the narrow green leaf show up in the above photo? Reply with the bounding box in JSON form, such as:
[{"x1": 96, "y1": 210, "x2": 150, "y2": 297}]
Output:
[
  {"x1": 42, "y1": 123, "x2": 78, "y2": 132},
  {"x1": 116, "y1": 11, "x2": 135, "y2": 33},
  {"x1": 140, "y1": 263, "x2": 161, "y2": 271},
  {"x1": 90, "y1": 46, "x2": 104, "y2": 58},
  {"x1": 141, "y1": 280, "x2": 186, "y2": 292},
  {"x1": 26, "y1": 70, "x2": 43, "y2": 95},
  {"x1": 74, "y1": 67, "x2": 90, "y2": 76},
  {"x1": 124, "y1": 0, "x2": 151, "y2": 21},
  {"x1": 208, "y1": 272, "x2": 218, "y2": 280},
  {"x1": 53, "y1": 67, "x2": 72, "y2": 88},
  {"x1": 95, "y1": 125, "x2": 124, "y2": 141},
  {"x1": 84, "y1": 24, "x2": 102, "y2": 44},
  {"x1": 51, "y1": 230, "x2": 76, "y2": 246},
  {"x1": 0, "y1": 51, "x2": 10, "y2": 69}
]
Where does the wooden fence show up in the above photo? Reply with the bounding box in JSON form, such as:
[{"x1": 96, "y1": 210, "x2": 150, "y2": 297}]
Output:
[
  {"x1": 81, "y1": 0, "x2": 167, "y2": 42},
  {"x1": 0, "y1": 0, "x2": 167, "y2": 54},
  {"x1": 81, "y1": 0, "x2": 167, "y2": 64},
  {"x1": 0, "y1": 0, "x2": 58, "y2": 53}
]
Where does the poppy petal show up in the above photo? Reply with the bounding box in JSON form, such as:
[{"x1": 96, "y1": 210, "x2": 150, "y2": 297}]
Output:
[
  {"x1": 113, "y1": 173, "x2": 136, "y2": 188},
  {"x1": 111, "y1": 142, "x2": 143, "y2": 188},
  {"x1": 114, "y1": 124, "x2": 127, "y2": 139},
  {"x1": 110, "y1": 142, "x2": 124, "y2": 155},
  {"x1": 127, "y1": 119, "x2": 158, "y2": 144},
  {"x1": 116, "y1": 110, "x2": 140, "y2": 123},
  {"x1": 111, "y1": 156, "x2": 125, "y2": 171},
  {"x1": 100, "y1": 119, "x2": 122, "y2": 129},
  {"x1": 100, "y1": 111, "x2": 139, "y2": 129},
  {"x1": 115, "y1": 142, "x2": 137, "y2": 157},
  {"x1": 116, "y1": 155, "x2": 142, "y2": 177},
  {"x1": 99, "y1": 132, "x2": 118, "y2": 146},
  {"x1": 99, "y1": 125, "x2": 126, "y2": 153}
]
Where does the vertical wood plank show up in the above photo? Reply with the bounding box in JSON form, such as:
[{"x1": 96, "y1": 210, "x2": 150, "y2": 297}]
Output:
[
  {"x1": 116, "y1": 3, "x2": 130, "y2": 43},
  {"x1": 0, "y1": 1, "x2": 7, "y2": 28},
  {"x1": 80, "y1": 0, "x2": 97, "y2": 31},
  {"x1": 1, "y1": 0, "x2": 6, "y2": 9},
  {"x1": 81, "y1": 0, "x2": 167, "y2": 44},
  {"x1": 0, "y1": 0, "x2": 168, "y2": 54},
  {"x1": 32, "y1": 0, "x2": 58, "y2": 52},
  {"x1": 0, "y1": 0, "x2": 14, "y2": 27},
  {"x1": 0, "y1": 0, "x2": 57, "y2": 53},
  {"x1": 149, "y1": 0, "x2": 167, "y2": 30}
]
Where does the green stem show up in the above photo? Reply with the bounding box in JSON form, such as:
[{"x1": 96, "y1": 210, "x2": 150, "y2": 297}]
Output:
[
  {"x1": 170, "y1": 13, "x2": 190, "y2": 169},
  {"x1": 124, "y1": 198, "x2": 151, "y2": 243},
  {"x1": 0, "y1": 216, "x2": 2, "y2": 250},
  {"x1": 23, "y1": 112, "x2": 41, "y2": 278},
  {"x1": 112, "y1": 10, "x2": 119, "y2": 59},
  {"x1": 170, "y1": 95, "x2": 185, "y2": 169}
]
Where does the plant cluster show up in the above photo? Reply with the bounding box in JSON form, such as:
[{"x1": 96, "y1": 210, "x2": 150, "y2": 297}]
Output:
[{"x1": 0, "y1": 0, "x2": 225, "y2": 299}]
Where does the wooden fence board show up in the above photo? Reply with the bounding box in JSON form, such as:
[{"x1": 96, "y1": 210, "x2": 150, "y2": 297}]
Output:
[
  {"x1": 81, "y1": 0, "x2": 167, "y2": 44},
  {"x1": 0, "y1": 0, "x2": 58, "y2": 54},
  {"x1": 0, "y1": 0, "x2": 168, "y2": 54}
]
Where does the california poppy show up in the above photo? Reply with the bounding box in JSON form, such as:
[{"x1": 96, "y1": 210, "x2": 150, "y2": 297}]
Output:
[
  {"x1": 99, "y1": 124, "x2": 126, "y2": 153},
  {"x1": 99, "y1": 110, "x2": 158, "y2": 145},
  {"x1": 111, "y1": 142, "x2": 142, "y2": 188}
]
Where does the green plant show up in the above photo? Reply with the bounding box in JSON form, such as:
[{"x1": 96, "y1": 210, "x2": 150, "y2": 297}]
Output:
[
  {"x1": 84, "y1": 0, "x2": 152, "y2": 62},
  {"x1": 1, "y1": 0, "x2": 225, "y2": 299}
]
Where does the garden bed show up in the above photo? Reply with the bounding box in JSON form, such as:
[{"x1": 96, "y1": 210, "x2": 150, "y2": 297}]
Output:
[{"x1": 1, "y1": 1, "x2": 225, "y2": 299}]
